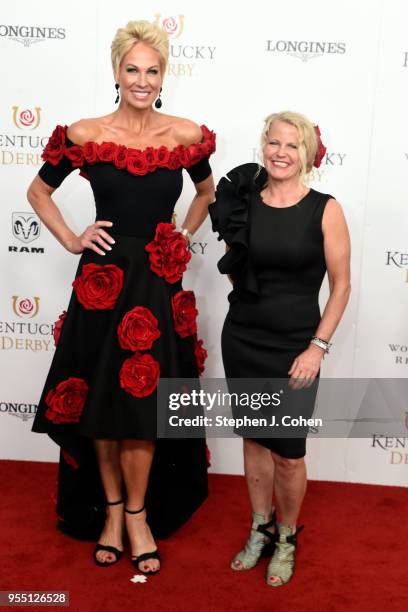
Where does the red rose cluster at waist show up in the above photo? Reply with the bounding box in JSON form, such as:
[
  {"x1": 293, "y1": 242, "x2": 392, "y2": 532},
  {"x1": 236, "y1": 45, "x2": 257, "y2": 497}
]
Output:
[
  {"x1": 145, "y1": 223, "x2": 191, "y2": 284},
  {"x1": 45, "y1": 377, "x2": 89, "y2": 424},
  {"x1": 41, "y1": 125, "x2": 216, "y2": 176}
]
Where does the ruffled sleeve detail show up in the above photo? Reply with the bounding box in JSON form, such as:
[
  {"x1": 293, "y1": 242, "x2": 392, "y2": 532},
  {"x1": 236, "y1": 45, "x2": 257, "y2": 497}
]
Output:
[{"x1": 209, "y1": 163, "x2": 266, "y2": 303}]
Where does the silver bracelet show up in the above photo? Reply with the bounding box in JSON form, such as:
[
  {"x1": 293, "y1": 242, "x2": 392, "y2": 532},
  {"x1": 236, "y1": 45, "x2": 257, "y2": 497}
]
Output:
[
  {"x1": 310, "y1": 336, "x2": 332, "y2": 354},
  {"x1": 180, "y1": 227, "x2": 193, "y2": 243}
]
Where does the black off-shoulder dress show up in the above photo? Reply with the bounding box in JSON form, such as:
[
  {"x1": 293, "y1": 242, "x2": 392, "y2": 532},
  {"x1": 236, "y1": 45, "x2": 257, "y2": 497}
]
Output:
[
  {"x1": 32, "y1": 124, "x2": 215, "y2": 539},
  {"x1": 210, "y1": 163, "x2": 332, "y2": 459}
]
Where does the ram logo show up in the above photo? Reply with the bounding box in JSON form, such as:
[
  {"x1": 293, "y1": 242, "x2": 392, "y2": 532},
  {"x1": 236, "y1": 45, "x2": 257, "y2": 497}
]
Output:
[{"x1": 12, "y1": 212, "x2": 41, "y2": 244}]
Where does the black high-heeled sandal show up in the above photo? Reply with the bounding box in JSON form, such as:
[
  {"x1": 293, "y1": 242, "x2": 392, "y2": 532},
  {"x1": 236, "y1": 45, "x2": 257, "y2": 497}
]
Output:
[
  {"x1": 125, "y1": 506, "x2": 160, "y2": 575},
  {"x1": 93, "y1": 498, "x2": 124, "y2": 567}
]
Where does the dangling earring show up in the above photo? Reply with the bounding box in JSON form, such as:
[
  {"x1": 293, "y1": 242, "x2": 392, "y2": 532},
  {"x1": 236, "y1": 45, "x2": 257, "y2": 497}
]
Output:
[
  {"x1": 114, "y1": 83, "x2": 120, "y2": 104},
  {"x1": 154, "y1": 87, "x2": 163, "y2": 109}
]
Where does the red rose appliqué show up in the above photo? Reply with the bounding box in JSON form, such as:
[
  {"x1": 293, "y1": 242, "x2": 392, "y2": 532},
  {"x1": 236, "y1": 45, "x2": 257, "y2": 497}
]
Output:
[
  {"x1": 172, "y1": 290, "x2": 198, "y2": 338},
  {"x1": 41, "y1": 125, "x2": 67, "y2": 166},
  {"x1": 53, "y1": 310, "x2": 67, "y2": 346},
  {"x1": 118, "y1": 306, "x2": 161, "y2": 351},
  {"x1": 314, "y1": 125, "x2": 327, "y2": 168},
  {"x1": 73, "y1": 263, "x2": 124, "y2": 310},
  {"x1": 45, "y1": 377, "x2": 88, "y2": 424},
  {"x1": 145, "y1": 223, "x2": 191, "y2": 284},
  {"x1": 194, "y1": 335, "x2": 207, "y2": 376},
  {"x1": 119, "y1": 352, "x2": 160, "y2": 398}
]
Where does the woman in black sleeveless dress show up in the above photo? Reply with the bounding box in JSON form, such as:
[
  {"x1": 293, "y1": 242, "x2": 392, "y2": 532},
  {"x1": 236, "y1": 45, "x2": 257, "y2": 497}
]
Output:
[
  {"x1": 29, "y1": 20, "x2": 215, "y2": 573},
  {"x1": 210, "y1": 111, "x2": 350, "y2": 586}
]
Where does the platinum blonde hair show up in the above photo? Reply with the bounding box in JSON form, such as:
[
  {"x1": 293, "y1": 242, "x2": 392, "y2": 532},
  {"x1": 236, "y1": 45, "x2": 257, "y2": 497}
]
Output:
[
  {"x1": 111, "y1": 20, "x2": 169, "y2": 77},
  {"x1": 261, "y1": 111, "x2": 318, "y2": 181}
]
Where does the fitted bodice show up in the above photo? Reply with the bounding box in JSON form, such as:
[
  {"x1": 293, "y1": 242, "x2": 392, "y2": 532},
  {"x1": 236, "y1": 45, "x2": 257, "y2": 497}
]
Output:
[
  {"x1": 38, "y1": 123, "x2": 216, "y2": 238},
  {"x1": 249, "y1": 189, "x2": 328, "y2": 298},
  {"x1": 87, "y1": 164, "x2": 183, "y2": 237}
]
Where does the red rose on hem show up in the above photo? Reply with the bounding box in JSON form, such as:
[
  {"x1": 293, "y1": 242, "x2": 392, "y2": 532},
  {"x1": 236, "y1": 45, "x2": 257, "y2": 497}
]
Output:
[
  {"x1": 61, "y1": 450, "x2": 80, "y2": 469},
  {"x1": 53, "y1": 310, "x2": 67, "y2": 346},
  {"x1": 118, "y1": 306, "x2": 161, "y2": 351},
  {"x1": 45, "y1": 377, "x2": 88, "y2": 424},
  {"x1": 72, "y1": 263, "x2": 124, "y2": 310},
  {"x1": 194, "y1": 335, "x2": 207, "y2": 376},
  {"x1": 119, "y1": 352, "x2": 160, "y2": 398},
  {"x1": 172, "y1": 290, "x2": 198, "y2": 338}
]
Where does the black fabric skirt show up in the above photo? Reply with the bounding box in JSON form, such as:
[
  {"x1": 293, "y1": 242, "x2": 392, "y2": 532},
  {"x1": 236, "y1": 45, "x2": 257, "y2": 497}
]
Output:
[
  {"x1": 222, "y1": 311, "x2": 318, "y2": 459},
  {"x1": 32, "y1": 234, "x2": 208, "y2": 539}
]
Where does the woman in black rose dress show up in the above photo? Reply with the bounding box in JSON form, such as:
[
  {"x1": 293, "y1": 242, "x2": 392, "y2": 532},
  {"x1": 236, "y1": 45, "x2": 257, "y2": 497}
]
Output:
[
  {"x1": 29, "y1": 20, "x2": 215, "y2": 574},
  {"x1": 210, "y1": 112, "x2": 350, "y2": 586}
]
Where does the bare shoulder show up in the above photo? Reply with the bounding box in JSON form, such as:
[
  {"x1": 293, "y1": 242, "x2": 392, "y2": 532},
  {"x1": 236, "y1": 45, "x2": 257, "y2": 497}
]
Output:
[
  {"x1": 168, "y1": 115, "x2": 204, "y2": 146},
  {"x1": 66, "y1": 116, "x2": 111, "y2": 145},
  {"x1": 322, "y1": 198, "x2": 349, "y2": 232}
]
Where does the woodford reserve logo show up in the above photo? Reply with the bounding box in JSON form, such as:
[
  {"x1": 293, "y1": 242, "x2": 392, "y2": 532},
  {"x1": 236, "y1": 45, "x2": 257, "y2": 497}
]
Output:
[
  {"x1": 266, "y1": 39, "x2": 346, "y2": 62},
  {"x1": 0, "y1": 24, "x2": 66, "y2": 47},
  {"x1": 0, "y1": 297, "x2": 54, "y2": 352},
  {"x1": 153, "y1": 14, "x2": 216, "y2": 77},
  {"x1": 1, "y1": 106, "x2": 49, "y2": 166}
]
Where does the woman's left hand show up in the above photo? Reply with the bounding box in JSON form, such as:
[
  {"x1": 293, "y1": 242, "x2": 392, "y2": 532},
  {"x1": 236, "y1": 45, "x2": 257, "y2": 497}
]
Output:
[{"x1": 288, "y1": 344, "x2": 325, "y2": 389}]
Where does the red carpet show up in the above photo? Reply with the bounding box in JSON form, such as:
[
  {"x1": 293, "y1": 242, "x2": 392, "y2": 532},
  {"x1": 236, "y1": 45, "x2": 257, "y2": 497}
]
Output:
[{"x1": 1, "y1": 460, "x2": 407, "y2": 612}]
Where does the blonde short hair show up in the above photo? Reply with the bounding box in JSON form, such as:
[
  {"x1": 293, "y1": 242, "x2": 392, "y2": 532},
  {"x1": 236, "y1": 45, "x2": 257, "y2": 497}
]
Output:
[
  {"x1": 111, "y1": 20, "x2": 169, "y2": 77},
  {"x1": 261, "y1": 111, "x2": 318, "y2": 179}
]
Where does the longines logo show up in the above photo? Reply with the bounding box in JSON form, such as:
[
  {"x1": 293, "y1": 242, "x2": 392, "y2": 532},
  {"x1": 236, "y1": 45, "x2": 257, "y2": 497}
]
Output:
[
  {"x1": 0, "y1": 25, "x2": 66, "y2": 47},
  {"x1": 12, "y1": 106, "x2": 41, "y2": 130},
  {"x1": 9, "y1": 212, "x2": 44, "y2": 254},
  {"x1": 12, "y1": 296, "x2": 40, "y2": 319},
  {"x1": 385, "y1": 250, "x2": 408, "y2": 283},
  {"x1": 0, "y1": 402, "x2": 37, "y2": 421},
  {"x1": 266, "y1": 40, "x2": 346, "y2": 62},
  {"x1": 1, "y1": 106, "x2": 48, "y2": 166},
  {"x1": 389, "y1": 343, "x2": 408, "y2": 366},
  {"x1": 153, "y1": 14, "x2": 216, "y2": 77}
]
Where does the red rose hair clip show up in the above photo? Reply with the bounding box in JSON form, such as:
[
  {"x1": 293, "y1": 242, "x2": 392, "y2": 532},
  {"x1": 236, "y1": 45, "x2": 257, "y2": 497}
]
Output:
[{"x1": 314, "y1": 125, "x2": 326, "y2": 168}]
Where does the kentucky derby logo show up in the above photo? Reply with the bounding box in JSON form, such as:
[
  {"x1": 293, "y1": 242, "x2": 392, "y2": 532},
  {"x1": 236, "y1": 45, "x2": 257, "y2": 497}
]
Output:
[
  {"x1": 153, "y1": 14, "x2": 184, "y2": 38},
  {"x1": 12, "y1": 106, "x2": 41, "y2": 130},
  {"x1": 12, "y1": 296, "x2": 40, "y2": 318},
  {"x1": 12, "y1": 213, "x2": 41, "y2": 244}
]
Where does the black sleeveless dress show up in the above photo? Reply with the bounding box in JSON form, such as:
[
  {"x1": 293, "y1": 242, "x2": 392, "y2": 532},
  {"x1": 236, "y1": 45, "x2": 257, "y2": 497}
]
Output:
[
  {"x1": 32, "y1": 124, "x2": 215, "y2": 539},
  {"x1": 210, "y1": 163, "x2": 331, "y2": 459}
]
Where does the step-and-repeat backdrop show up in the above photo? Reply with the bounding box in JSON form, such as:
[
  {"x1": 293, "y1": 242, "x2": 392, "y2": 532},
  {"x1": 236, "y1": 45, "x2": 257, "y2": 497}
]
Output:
[{"x1": 1, "y1": 0, "x2": 407, "y2": 486}]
